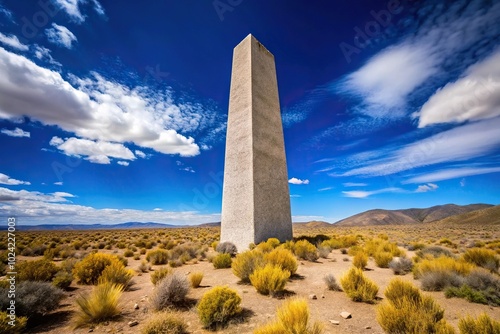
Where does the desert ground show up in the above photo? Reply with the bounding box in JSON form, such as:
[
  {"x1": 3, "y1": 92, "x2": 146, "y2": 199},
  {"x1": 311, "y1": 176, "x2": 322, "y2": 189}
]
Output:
[{"x1": 2, "y1": 222, "x2": 500, "y2": 334}]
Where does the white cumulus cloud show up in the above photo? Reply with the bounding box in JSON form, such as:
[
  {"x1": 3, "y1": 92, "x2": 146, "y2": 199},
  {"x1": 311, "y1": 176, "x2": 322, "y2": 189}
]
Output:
[
  {"x1": 289, "y1": 177, "x2": 309, "y2": 185},
  {"x1": 117, "y1": 161, "x2": 129, "y2": 166},
  {"x1": 415, "y1": 183, "x2": 438, "y2": 193},
  {"x1": 45, "y1": 23, "x2": 77, "y2": 49},
  {"x1": 50, "y1": 137, "x2": 135, "y2": 164}
]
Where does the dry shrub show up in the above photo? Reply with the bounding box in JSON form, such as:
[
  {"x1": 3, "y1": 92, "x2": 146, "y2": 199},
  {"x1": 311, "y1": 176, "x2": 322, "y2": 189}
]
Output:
[
  {"x1": 197, "y1": 286, "x2": 241, "y2": 329},
  {"x1": 254, "y1": 298, "x2": 323, "y2": 334},
  {"x1": 389, "y1": 256, "x2": 414, "y2": 275},
  {"x1": 213, "y1": 253, "x2": 232, "y2": 269},
  {"x1": 420, "y1": 270, "x2": 463, "y2": 291},
  {"x1": 73, "y1": 253, "x2": 125, "y2": 285},
  {"x1": 74, "y1": 282, "x2": 123, "y2": 327},
  {"x1": 189, "y1": 272, "x2": 204, "y2": 288},
  {"x1": 353, "y1": 251, "x2": 368, "y2": 269},
  {"x1": 216, "y1": 242, "x2": 238, "y2": 256},
  {"x1": 462, "y1": 248, "x2": 500, "y2": 272},
  {"x1": 340, "y1": 267, "x2": 378, "y2": 303},
  {"x1": 458, "y1": 313, "x2": 500, "y2": 334},
  {"x1": 413, "y1": 256, "x2": 474, "y2": 279},
  {"x1": 231, "y1": 250, "x2": 265, "y2": 283},
  {"x1": 376, "y1": 279, "x2": 454, "y2": 334},
  {"x1": 323, "y1": 274, "x2": 342, "y2": 291},
  {"x1": 17, "y1": 259, "x2": 58, "y2": 282},
  {"x1": 265, "y1": 248, "x2": 298, "y2": 275},
  {"x1": 293, "y1": 240, "x2": 318, "y2": 261},
  {"x1": 141, "y1": 312, "x2": 187, "y2": 334},
  {"x1": 146, "y1": 249, "x2": 170, "y2": 265},
  {"x1": 52, "y1": 270, "x2": 73, "y2": 290},
  {"x1": 374, "y1": 251, "x2": 393, "y2": 268},
  {"x1": 151, "y1": 267, "x2": 172, "y2": 285},
  {"x1": 150, "y1": 273, "x2": 189, "y2": 310},
  {"x1": 0, "y1": 281, "x2": 64, "y2": 317},
  {"x1": 0, "y1": 311, "x2": 27, "y2": 334},
  {"x1": 250, "y1": 264, "x2": 290, "y2": 296},
  {"x1": 445, "y1": 268, "x2": 500, "y2": 306},
  {"x1": 98, "y1": 262, "x2": 134, "y2": 290}
]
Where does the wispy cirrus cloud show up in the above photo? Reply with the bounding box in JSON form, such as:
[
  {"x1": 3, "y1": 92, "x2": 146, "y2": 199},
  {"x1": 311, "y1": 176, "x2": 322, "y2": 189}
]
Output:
[
  {"x1": 415, "y1": 183, "x2": 438, "y2": 193},
  {"x1": 33, "y1": 45, "x2": 62, "y2": 66},
  {"x1": 0, "y1": 33, "x2": 29, "y2": 51},
  {"x1": 342, "y1": 187, "x2": 402, "y2": 199},
  {"x1": 1, "y1": 127, "x2": 30, "y2": 138},
  {"x1": 45, "y1": 23, "x2": 77, "y2": 49},
  {"x1": 52, "y1": 0, "x2": 106, "y2": 23},
  {"x1": 403, "y1": 166, "x2": 500, "y2": 184},
  {"x1": 0, "y1": 5, "x2": 14, "y2": 22}
]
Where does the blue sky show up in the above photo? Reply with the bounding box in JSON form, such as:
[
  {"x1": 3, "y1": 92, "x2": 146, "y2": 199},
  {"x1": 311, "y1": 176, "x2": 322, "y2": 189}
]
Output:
[{"x1": 0, "y1": 0, "x2": 499, "y2": 225}]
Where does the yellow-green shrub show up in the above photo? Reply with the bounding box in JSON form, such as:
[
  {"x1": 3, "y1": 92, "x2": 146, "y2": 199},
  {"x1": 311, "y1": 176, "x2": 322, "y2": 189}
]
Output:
[
  {"x1": 458, "y1": 313, "x2": 500, "y2": 334},
  {"x1": 98, "y1": 262, "x2": 134, "y2": 289},
  {"x1": 377, "y1": 279, "x2": 453, "y2": 334},
  {"x1": 73, "y1": 253, "x2": 125, "y2": 285},
  {"x1": 293, "y1": 240, "x2": 318, "y2": 261},
  {"x1": 146, "y1": 249, "x2": 170, "y2": 265},
  {"x1": 17, "y1": 259, "x2": 58, "y2": 282},
  {"x1": 213, "y1": 253, "x2": 232, "y2": 269},
  {"x1": 0, "y1": 311, "x2": 27, "y2": 334},
  {"x1": 151, "y1": 267, "x2": 172, "y2": 285},
  {"x1": 250, "y1": 264, "x2": 290, "y2": 296},
  {"x1": 374, "y1": 252, "x2": 393, "y2": 268},
  {"x1": 189, "y1": 272, "x2": 204, "y2": 288},
  {"x1": 197, "y1": 286, "x2": 241, "y2": 329},
  {"x1": 265, "y1": 248, "x2": 298, "y2": 275},
  {"x1": 462, "y1": 248, "x2": 500, "y2": 272},
  {"x1": 353, "y1": 252, "x2": 368, "y2": 269},
  {"x1": 231, "y1": 250, "x2": 265, "y2": 282},
  {"x1": 254, "y1": 298, "x2": 323, "y2": 334},
  {"x1": 74, "y1": 282, "x2": 123, "y2": 327},
  {"x1": 141, "y1": 311, "x2": 187, "y2": 334},
  {"x1": 340, "y1": 267, "x2": 378, "y2": 303},
  {"x1": 413, "y1": 256, "x2": 474, "y2": 279}
]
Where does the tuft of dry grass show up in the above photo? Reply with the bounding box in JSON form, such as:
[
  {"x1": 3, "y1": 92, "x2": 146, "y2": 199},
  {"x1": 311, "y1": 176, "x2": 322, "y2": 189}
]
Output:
[
  {"x1": 340, "y1": 267, "x2": 378, "y2": 303},
  {"x1": 74, "y1": 282, "x2": 123, "y2": 327},
  {"x1": 189, "y1": 271, "x2": 204, "y2": 288},
  {"x1": 250, "y1": 264, "x2": 290, "y2": 296}
]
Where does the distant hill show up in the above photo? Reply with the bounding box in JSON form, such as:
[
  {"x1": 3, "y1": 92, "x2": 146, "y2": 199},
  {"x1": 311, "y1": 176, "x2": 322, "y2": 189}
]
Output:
[
  {"x1": 334, "y1": 203, "x2": 493, "y2": 226},
  {"x1": 8, "y1": 222, "x2": 181, "y2": 231},
  {"x1": 433, "y1": 204, "x2": 500, "y2": 226},
  {"x1": 293, "y1": 221, "x2": 332, "y2": 228}
]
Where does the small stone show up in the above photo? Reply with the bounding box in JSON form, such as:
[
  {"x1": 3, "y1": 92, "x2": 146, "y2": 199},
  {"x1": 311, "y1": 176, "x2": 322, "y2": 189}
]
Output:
[
  {"x1": 128, "y1": 320, "x2": 139, "y2": 327},
  {"x1": 309, "y1": 294, "x2": 317, "y2": 300},
  {"x1": 321, "y1": 294, "x2": 325, "y2": 299},
  {"x1": 88, "y1": 329, "x2": 93, "y2": 333},
  {"x1": 365, "y1": 326, "x2": 372, "y2": 329},
  {"x1": 340, "y1": 311, "x2": 352, "y2": 319},
  {"x1": 329, "y1": 320, "x2": 340, "y2": 325},
  {"x1": 134, "y1": 303, "x2": 139, "y2": 310}
]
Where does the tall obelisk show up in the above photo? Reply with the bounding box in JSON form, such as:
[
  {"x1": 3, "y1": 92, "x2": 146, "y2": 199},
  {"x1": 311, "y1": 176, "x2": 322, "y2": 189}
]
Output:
[{"x1": 220, "y1": 34, "x2": 292, "y2": 252}]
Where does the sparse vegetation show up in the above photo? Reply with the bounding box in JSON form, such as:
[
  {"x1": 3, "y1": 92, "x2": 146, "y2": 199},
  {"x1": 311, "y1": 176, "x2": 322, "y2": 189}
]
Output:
[
  {"x1": 150, "y1": 273, "x2": 189, "y2": 310},
  {"x1": 250, "y1": 264, "x2": 290, "y2": 296},
  {"x1": 265, "y1": 248, "x2": 298, "y2": 275},
  {"x1": 73, "y1": 253, "x2": 125, "y2": 285},
  {"x1": 353, "y1": 251, "x2": 368, "y2": 269},
  {"x1": 189, "y1": 271, "x2": 204, "y2": 288},
  {"x1": 231, "y1": 250, "x2": 265, "y2": 282},
  {"x1": 213, "y1": 253, "x2": 232, "y2": 269},
  {"x1": 197, "y1": 286, "x2": 242, "y2": 329},
  {"x1": 98, "y1": 261, "x2": 134, "y2": 289},
  {"x1": 74, "y1": 282, "x2": 123, "y2": 327},
  {"x1": 458, "y1": 313, "x2": 500, "y2": 334},
  {"x1": 462, "y1": 248, "x2": 500, "y2": 272},
  {"x1": 293, "y1": 240, "x2": 318, "y2": 261},
  {"x1": 254, "y1": 298, "x2": 323, "y2": 334},
  {"x1": 141, "y1": 312, "x2": 188, "y2": 334},
  {"x1": 17, "y1": 258, "x2": 58, "y2": 282},
  {"x1": 0, "y1": 311, "x2": 27, "y2": 334},
  {"x1": 216, "y1": 242, "x2": 238, "y2": 256},
  {"x1": 389, "y1": 256, "x2": 414, "y2": 275},
  {"x1": 376, "y1": 279, "x2": 454, "y2": 334},
  {"x1": 323, "y1": 274, "x2": 342, "y2": 291},
  {"x1": 340, "y1": 267, "x2": 378, "y2": 303},
  {"x1": 146, "y1": 249, "x2": 170, "y2": 265},
  {"x1": 151, "y1": 267, "x2": 172, "y2": 285}
]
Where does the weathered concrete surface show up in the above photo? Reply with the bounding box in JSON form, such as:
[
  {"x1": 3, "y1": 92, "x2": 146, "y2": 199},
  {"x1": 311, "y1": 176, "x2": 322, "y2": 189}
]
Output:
[{"x1": 220, "y1": 34, "x2": 292, "y2": 252}]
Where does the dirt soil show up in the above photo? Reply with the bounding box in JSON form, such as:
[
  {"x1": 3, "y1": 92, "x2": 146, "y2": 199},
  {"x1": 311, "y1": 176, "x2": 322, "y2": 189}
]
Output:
[{"x1": 25, "y1": 249, "x2": 500, "y2": 334}]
